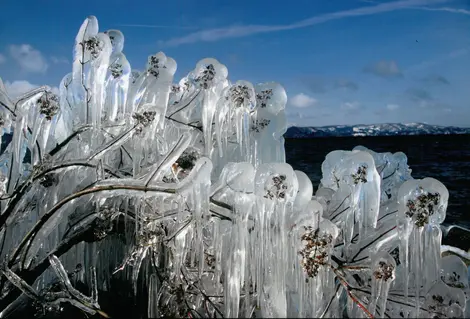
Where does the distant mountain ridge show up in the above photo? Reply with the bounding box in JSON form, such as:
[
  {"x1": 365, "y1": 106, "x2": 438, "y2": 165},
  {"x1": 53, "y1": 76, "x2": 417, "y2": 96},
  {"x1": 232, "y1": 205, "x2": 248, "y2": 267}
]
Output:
[{"x1": 284, "y1": 123, "x2": 470, "y2": 138}]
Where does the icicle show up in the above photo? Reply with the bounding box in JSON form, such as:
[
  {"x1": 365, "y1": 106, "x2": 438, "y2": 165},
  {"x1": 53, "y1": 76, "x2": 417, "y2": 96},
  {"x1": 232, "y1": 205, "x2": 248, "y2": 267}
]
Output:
[
  {"x1": 369, "y1": 251, "x2": 396, "y2": 318},
  {"x1": 148, "y1": 274, "x2": 159, "y2": 318}
]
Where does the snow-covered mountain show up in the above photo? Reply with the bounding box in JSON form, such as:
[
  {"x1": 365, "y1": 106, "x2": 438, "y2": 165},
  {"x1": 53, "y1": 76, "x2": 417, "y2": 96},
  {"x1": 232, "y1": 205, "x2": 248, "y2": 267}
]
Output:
[{"x1": 284, "y1": 123, "x2": 470, "y2": 138}]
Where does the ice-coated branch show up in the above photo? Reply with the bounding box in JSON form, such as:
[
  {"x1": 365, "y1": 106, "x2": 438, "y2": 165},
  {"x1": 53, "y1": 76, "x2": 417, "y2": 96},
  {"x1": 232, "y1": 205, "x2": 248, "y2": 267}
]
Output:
[{"x1": 0, "y1": 15, "x2": 468, "y2": 319}]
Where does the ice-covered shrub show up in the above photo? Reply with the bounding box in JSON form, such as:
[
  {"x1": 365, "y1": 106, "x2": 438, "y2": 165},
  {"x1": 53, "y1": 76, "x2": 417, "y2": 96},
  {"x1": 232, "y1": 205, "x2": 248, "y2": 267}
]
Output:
[{"x1": 0, "y1": 16, "x2": 469, "y2": 318}]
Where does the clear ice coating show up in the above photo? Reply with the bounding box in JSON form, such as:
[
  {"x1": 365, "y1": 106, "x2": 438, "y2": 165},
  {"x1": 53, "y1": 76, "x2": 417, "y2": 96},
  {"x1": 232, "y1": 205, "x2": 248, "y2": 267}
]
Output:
[{"x1": 0, "y1": 15, "x2": 469, "y2": 319}]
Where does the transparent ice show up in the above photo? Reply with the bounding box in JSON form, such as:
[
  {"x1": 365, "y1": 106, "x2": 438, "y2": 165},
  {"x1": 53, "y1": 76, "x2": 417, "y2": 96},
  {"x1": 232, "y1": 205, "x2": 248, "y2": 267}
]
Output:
[{"x1": 0, "y1": 16, "x2": 469, "y2": 318}]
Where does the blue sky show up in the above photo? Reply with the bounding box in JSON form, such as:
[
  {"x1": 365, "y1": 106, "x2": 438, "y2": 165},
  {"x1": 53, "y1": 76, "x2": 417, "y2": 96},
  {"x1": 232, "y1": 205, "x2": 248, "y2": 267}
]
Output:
[{"x1": 0, "y1": 0, "x2": 469, "y2": 127}]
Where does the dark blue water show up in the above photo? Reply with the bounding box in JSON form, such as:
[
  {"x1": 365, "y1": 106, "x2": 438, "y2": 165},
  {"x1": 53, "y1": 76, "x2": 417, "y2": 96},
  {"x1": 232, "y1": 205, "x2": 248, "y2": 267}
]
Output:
[{"x1": 285, "y1": 134, "x2": 470, "y2": 229}]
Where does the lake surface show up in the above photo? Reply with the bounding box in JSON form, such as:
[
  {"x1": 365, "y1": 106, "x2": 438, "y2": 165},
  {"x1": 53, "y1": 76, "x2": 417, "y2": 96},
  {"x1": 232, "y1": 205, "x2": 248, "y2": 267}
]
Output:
[{"x1": 285, "y1": 134, "x2": 470, "y2": 229}]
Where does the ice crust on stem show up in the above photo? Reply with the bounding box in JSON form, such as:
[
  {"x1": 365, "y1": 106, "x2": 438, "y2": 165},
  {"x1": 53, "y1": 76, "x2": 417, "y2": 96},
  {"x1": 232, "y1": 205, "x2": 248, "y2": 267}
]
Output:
[{"x1": 0, "y1": 16, "x2": 468, "y2": 319}]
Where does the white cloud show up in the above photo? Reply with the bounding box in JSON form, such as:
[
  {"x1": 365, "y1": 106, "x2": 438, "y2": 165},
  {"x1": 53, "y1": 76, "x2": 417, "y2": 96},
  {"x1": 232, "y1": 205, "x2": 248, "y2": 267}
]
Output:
[
  {"x1": 364, "y1": 60, "x2": 403, "y2": 78},
  {"x1": 290, "y1": 93, "x2": 317, "y2": 108},
  {"x1": 386, "y1": 103, "x2": 400, "y2": 111},
  {"x1": 4, "y1": 80, "x2": 59, "y2": 99},
  {"x1": 0, "y1": 54, "x2": 5, "y2": 64},
  {"x1": 51, "y1": 56, "x2": 69, "y2": 64},
  {"x1": 341, "y1": 101, "x2": 360, "y2": 111},
  {"x1": 162, "y1": 0, "x2": 448, "y2": 46},
  {"x1": 406, "y1": 47, "x2": 469, "y2": 73},
  {"x1": 9, "y1": 44, "x2": 48, "y2": 73},
  {"x1": 4, "y1": 80, "x2": 38, "y2": 98}
]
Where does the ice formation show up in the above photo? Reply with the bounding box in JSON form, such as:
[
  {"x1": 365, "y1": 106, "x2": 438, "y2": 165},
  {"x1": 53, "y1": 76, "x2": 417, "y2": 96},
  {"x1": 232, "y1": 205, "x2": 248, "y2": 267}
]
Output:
[{"x1": 0, "y1": 16, "x2": 469, "y2": 318}]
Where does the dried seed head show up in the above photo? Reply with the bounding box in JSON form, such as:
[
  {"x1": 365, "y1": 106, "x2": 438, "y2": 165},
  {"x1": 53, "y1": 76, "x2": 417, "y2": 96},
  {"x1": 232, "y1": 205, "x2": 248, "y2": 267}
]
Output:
[
  {"x1": 441, "y1": 271, "x2": 465, "y2": 289},
  {"x1": 38, "y1": 92, "x2": 60, "y2": 120},
  {"x1": 351, "y1": 164, "x2": 368, "y2": 185},
  {"x1": 205, "y1": 254, "x2": 216, "y2": 269},
  {"x1": 171, "y1": 84, "x2": 181, "y2": 94},
  {"x1": 227, "y1": 84, "x2": 252, "y2": 107},
  {"x1": 137, "y1": 227, "x2": 164, "y2": 248},
  {"x1": 194, "y1": 64, "x2": 216, "y2": 89},
  {"x1": 84, "y1": 36, "x2": 104, "y2": 59},
  {"x1": 176, "y1": 150, "x2": 199, "y2": 171},
  {"x1": 109, "y1": 62, "x2": 123, "y2": 78},
  {"x1": 133, "y1": 110, "x2": 157, "y2": 129},
  {"x1": 264, "y1": 174, "x2": 288, "y2": 200},
  {"x1": 251, "y1": 118, "x2": 271, "y2": 133},
  {"x1": 147, "y1": 55, "x2": 166, "y2": 78},
  {"x1": 108, "y1": 34, "x2": 115, "y2": 47},
  {"x1": 92, "y1": 208, "x2": 117, "y2": 240},
  {"x1": 373, "y1": 260, "x2": 395, "y2": 282},
  {"x1": 405, "y1": 191, "x2": 440, "y2": 227},
  {"x1": 256, "y1": 89, "x2": 273, "y2": 108},
  {"x1": 298, "y1": 226, "x2": 334, "y2": 279},
  {"x1": 130, "y1": 71, "x2": 140, "y2": 84},
  {"x1": 39, "y1": 173, "x2": 58, "y2": 188}
]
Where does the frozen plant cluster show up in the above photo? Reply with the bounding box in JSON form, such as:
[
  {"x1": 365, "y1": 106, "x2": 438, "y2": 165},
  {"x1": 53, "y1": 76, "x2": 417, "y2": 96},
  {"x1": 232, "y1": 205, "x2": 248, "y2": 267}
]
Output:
[{"x1": 0, "y1": 16, "x2": 469, "y2": 318}]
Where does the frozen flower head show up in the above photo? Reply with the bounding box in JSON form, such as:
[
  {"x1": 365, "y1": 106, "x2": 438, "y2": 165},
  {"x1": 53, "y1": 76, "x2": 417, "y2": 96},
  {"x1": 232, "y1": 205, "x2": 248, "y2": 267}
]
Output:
[
  {"x1": 145, "y1": 52, "x2": 176, "y2": 80},
  {"x1": 226, "y1": 80, "x2": 256, "y2": 111},
  {"x1": 372, "y1": 252, "x2": 396, "y2": 282},
  {"x1": 93, "y1": 208, "x2": 116, "y2": 240},
  {"x1": 132, "y1": 108, "x2": 156, "y2": 134},
  {"x1": 130, "y1": 70, "x2": 141, "y2": 84},
  {"x1": 137, "y1": 227, "x2": 164, "y2": 248},
  {"x1": 439, "y1": 255, "x2": 468, "y2": 290},
  {"x1": 254, "y1": 82, "x2": 287, "y2": 115},
  {"x1": 109, "y1": 61, "x2": 123, "y2": 79},
  {"x1": 38, "y1": 91, "x2": 60, "y2": 120},
  {"x1": 84, "y1": 36, "x2": 105, "y2": 59},
  {"x1": 191, "y1": 58, "x2": 228, "y2": 90},
  {"x1": 171, "y1": 84, "x2": 181, "y2": 94},
  {"x1": 299, "y1": 227, "x2": 333, "y2": 279},
  {"x1": 146, "y1": 52, "x2": 167, "y2": 78},
  {"x1": 297, "y1": 218, "x2": 338, "y2": 280},
  {"x1": 320, "y1": 150, "x2": 375, "y2": 190},
  {"x1": 39, "y1": 173, "x2": 58, "y2": 188},
  {"x1": 398, "y1": 178, "x2": 448, "y2": 228},
  {"x1": 250, "y1": 118, "x2": 271, "y2": 133},
  {"x1": 104, "y1": 29, "x2": 124, "y2": 54},
  {"x1": 255, "y1": 163, "x2": 299, "y2": 203},
  {"x1": 351, "y1": 164, "x2": 368, "y2": 185},
  {"x1": 425, "y1": 282, "x2": 466, "y2": 318},
  {"x1": 164, "y1": 149, "x2": 200, "y2": 183}
]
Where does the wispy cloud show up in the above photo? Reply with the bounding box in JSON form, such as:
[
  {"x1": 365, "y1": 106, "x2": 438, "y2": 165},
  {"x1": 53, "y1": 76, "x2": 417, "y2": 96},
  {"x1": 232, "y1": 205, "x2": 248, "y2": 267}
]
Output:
[
  {"x1": 363, "y1": 60, "x2": 403, "y2": 78},
  {"x1": 302, "y1": 77, "x2": 328, "y2": 94},
  {"x1": 117, "y1": 24, "x2": 198, "y2": 30},
  {"x1": 162, "y1": 0, "x2": 449, "y2": 46},
  {"x1": 405, "y1": 47, "x2": 469, "y2": 73},
  {"x1": 406, "y1": 87, "x2": 434, "y2": 102},
  {"x1": 302, "y1": 76, "x2": 359, "y2": 94},
  {"x1": 333, "y1": 79, "x2": 359, "y2": 91},
  {"x1": 415, "y1": 6, "x2": 470, "y2": 15},
  {"x1": 341, "y1": 101, "x2": 361, "y2": 111},
  {"x1": 421, "y1": 74, "x2": 450, "y2": 85},
  {"x1": 386, "y1": 103, "x2": 400, "y2": 111},
  {"x1": 0, "y1": 53, "x2": 5, "y2": 64}
]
